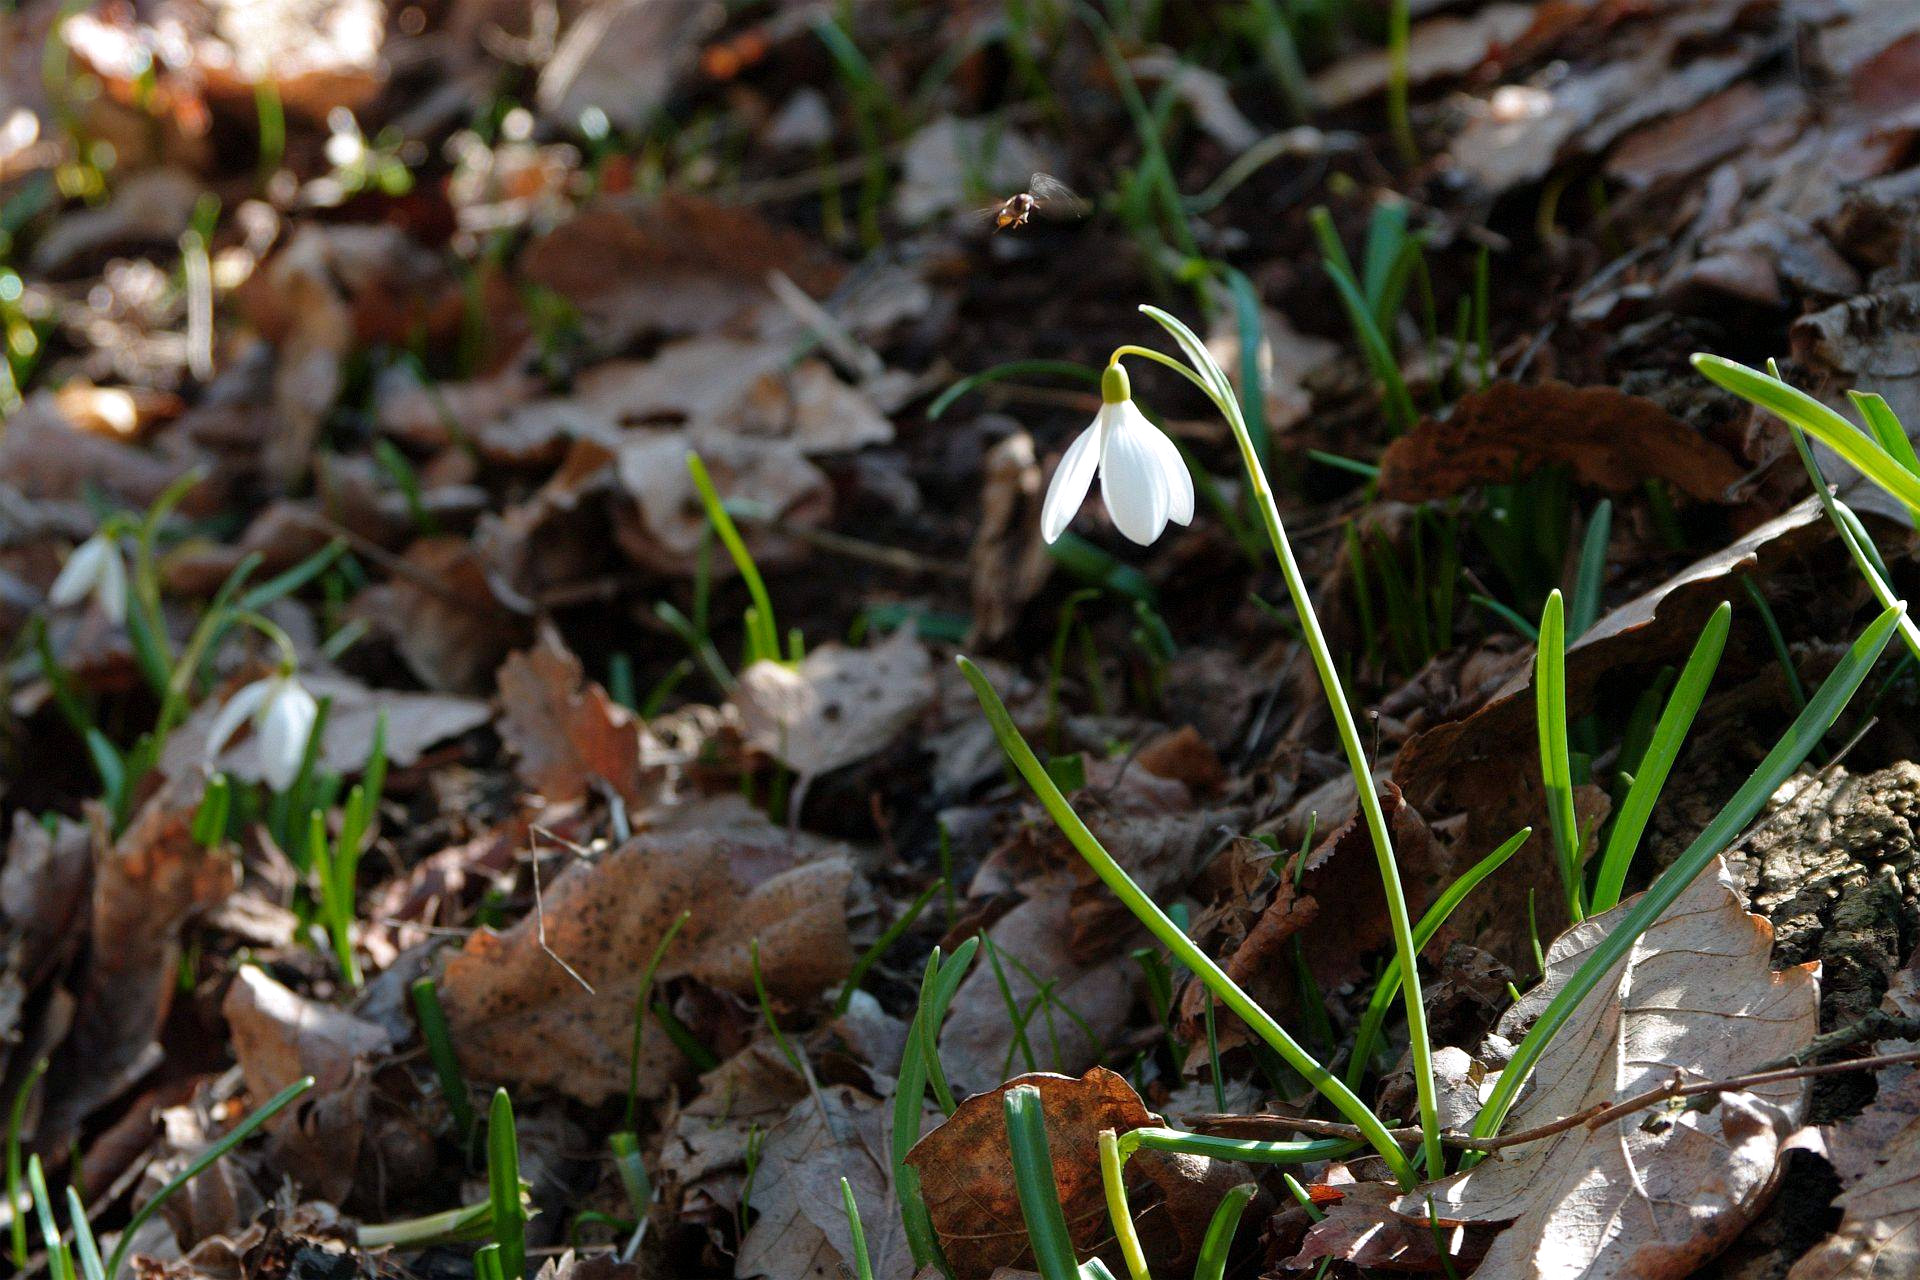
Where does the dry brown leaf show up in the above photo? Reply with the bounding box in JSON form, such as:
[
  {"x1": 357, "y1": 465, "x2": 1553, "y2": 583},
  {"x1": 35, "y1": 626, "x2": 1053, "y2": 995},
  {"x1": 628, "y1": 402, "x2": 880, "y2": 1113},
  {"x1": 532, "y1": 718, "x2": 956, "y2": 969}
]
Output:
[
  {"x1": 613, "y1": 430, "x2": 831, "y2": 576},
  {"x1": 534, "y1": 0, "x2": 725, "y2": 132},
  {"x1": 733, "y1": 628, "x2": 935, "y2": 782},
  {"x1": 0, "y1": 394, "x2": 214, "y2": 513},
  {"x1": 222, "y1": 967, "x2": 392, "y2": 1203},
  {"x1": 736, "y1": 1086, "x2": 911, "y2": 1280},
  {"x1": 937, "y1": 888, "x2": 1135, "y2": 1097},
  {"x1": 968, "y1": 431, "x2": 1052, "y2": 646},
  {"x1": 573, "y1": 336, "x2": 892, "y2": 455},
  {"x1": 358, "y1": 537, "x2": 532, "y2": 694},
  {"x1": 906, "y1": 1068, "x2": 1246, "y2": 1280},
  {"x1": 41, "y1": 779, "x2": 235, "y2": 1144},
  {"x1": 519, "y1": 197, "x2": 840, "y2": 347},
  {"x1": 1207, "y1": 306, "x2": 1338, "y2": 438},
  {"x1": 496, "y1": 628, "x2": 660, "y2": 808},
  {"x1": 437, "y1": 811, "x2": 865, "y2": 1104},
  {"x1": 1402, "y1": 857, "x2": 1817, "y2": 1278},
  {"x1": 1286, "y1": 1179, "x2": 1495, "y2": 1273},
  {"x1": 1379, "y1": 382, "x2": 1745, "y2": 504},
  {"x1": 30, "y1": 168, "x2": 203, "y2": 273},
  {"x1": 1789, "y1": 1115, "x2": 1920, "y2": 1278}
]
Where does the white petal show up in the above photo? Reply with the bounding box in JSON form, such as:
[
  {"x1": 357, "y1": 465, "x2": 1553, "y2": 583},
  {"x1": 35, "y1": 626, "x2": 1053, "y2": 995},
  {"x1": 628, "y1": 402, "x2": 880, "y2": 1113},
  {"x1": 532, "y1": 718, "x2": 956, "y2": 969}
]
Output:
[
  {"x1": 258, "y1": 679, "x2": 318, "y2": 792},
  {"x1": 48, "y1": 538, "x2": 105, "y2": 607},
  {"x1": 205, "y1": 678, "x2": 273, "y2": 762},
  {"x1": 1040, "y1": 420, "x2": 1102, "y2": 544},
  {"x1": 94, "y1": 543, "x2": 127, "y2": 624},
  {"x1": 1099, "y1": 404, "x2": 1174, "y2": 545},
  {"x1": 1143, "y1": 417, "x2": 1195, "y2": 526}
]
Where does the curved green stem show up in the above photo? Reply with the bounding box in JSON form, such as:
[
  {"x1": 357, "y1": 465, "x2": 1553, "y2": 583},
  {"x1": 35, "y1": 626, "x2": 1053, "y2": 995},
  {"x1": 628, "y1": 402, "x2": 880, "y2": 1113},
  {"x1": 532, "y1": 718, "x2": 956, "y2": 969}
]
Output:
[
  {"x1": 1136, "y1": 304, "x2": 1445, "y2": 1179},
  {"x1": 958, "y1": 658, "x2": 1415, "y2": 1186},
  {"x1": 1098, "y1": 1131, "x2": 1151, "y2": 1280},
  {"x1": 1345, "y1": 827, "x2": 1529, "y2": 1090},
  {"x1": 1108, "y1": 345, "x2": 1216, "y2": 401}
]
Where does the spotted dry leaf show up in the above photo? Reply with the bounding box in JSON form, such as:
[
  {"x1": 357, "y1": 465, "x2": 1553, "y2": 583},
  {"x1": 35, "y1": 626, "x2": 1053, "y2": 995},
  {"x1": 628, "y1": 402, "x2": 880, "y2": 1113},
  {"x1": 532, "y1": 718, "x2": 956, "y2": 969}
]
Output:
[
  {"x1": 436, "y1": 809, "x2": 864, "y2": 1105},
  {"x1": 733, "y1": 628, "x2": 935, "y2": 781}
]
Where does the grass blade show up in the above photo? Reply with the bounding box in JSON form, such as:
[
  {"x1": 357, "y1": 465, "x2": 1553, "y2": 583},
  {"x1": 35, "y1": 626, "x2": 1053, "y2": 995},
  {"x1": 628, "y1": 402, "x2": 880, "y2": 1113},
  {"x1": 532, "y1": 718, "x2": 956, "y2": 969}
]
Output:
[
  {"x1": 1568, "y1": 499, "x2": 1611, "y2": 639},
  {"x1": 487, "y1": 1089, "x2": 525, "y2": 1280},
  {"x1": 1193, "y1": 1183, "x2": 1257, "y2": 1280},
  {"x1": 840, "y1": 1177, "x2": 876, "y2": 1280},
  {"x1": 1345, "y1": 827, "x2": 1530, "y2": 1088},
  {"x1": 1589, "y1": 603, "x2": 1729, "y2": 912},
  {"x1": 958, "y1": 657, "x2": 1414, "y2": 1186},
  {"x1": 104, "y1": 1076, "x2": 313, "y2": 1279},
  {"x1": 1535, "y1": 591, "x2": 1582, "y2": 921},
  {"x1": 1004, "y1": 1085, "x2": 1078, "y2": 1280},
  {"x1": 1693, "y1": 355, "x2": 1920, "y2": 518}
]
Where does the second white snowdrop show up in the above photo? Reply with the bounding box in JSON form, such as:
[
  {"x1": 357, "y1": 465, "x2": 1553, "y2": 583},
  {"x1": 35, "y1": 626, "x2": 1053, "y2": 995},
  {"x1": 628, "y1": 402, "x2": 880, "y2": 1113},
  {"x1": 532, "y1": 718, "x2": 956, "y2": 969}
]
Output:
[
  {"x1": 48, "y1": 531, "x2": 129, "y2": 625},
  {"x1": 206, "y1": 671, "x2": 318, "y2": 792},
  {"x1": 1040, "y1": 362, "x2": 1195, "y2": 547}
]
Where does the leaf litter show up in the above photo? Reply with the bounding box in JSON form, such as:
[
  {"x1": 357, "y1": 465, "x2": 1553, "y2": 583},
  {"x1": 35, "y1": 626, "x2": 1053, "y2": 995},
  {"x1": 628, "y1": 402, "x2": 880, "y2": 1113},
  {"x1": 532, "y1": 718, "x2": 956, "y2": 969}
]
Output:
[{"x1": 5, "y1": 0, "x2": 1920, "y2": 1277}]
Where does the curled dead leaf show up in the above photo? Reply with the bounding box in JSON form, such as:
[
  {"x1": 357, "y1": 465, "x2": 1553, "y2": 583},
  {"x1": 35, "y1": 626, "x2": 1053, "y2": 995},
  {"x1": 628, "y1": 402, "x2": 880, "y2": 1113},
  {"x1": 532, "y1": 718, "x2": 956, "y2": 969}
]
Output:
[
  {"x1": 1379, "y1": 381, "x2": 1745, "y2": 504},
  {"x1": 497, "y1": 628, "x2": 662, "y2": 809}
]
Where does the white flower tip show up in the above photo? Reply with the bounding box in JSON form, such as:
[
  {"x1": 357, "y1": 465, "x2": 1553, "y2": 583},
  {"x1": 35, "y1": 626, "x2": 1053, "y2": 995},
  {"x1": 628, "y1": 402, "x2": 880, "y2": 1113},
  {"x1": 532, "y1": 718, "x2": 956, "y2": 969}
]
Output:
[{"x1": 1040, "y1": 421, "x2": 1102, "y2": 545}]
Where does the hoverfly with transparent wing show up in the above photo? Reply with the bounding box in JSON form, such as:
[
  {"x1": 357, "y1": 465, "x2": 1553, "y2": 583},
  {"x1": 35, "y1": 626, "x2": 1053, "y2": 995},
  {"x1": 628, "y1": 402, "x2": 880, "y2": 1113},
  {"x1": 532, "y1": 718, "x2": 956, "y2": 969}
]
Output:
[{"x1": 976, "y1": 173, "x2": 1091, "y2": 231}]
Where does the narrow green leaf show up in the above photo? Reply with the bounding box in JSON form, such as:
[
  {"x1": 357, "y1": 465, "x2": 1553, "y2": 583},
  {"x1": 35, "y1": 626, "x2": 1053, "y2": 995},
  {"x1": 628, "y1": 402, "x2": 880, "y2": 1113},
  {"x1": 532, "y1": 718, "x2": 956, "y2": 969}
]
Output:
[
  {"x1": 487, "y1": 1089, "x2": 525, "y2": 1280},
  {"x1": 1004, "y1": 1086, "x2": 1079, "y2": 1280},
  {"x1": 1590, "y1": 603, "x2": 1729, "y2": 912},
  {"x1": 1693, "y1": 355, "x2": 1920, "y2": 518},
  {"x1": 1193, "y1": 1183, "x2": 1257, "y2": 1280},
  {"x1": 1534, "y1": 591, "x2": 1582, "y2": 921},
  {"x1": 1470, "y1": 604, "x2": 1902, "y2": 1151},
  {"x1": 105, "y1": 1077, "x2": 314, "y2": 1279}
]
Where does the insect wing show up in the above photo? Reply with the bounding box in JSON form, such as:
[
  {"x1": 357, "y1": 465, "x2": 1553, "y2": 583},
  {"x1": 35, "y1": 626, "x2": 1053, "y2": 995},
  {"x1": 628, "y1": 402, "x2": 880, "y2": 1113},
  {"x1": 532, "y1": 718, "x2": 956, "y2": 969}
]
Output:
[{"x1": 1026, "y1": 173, "x2": 1090, "y2": 218}]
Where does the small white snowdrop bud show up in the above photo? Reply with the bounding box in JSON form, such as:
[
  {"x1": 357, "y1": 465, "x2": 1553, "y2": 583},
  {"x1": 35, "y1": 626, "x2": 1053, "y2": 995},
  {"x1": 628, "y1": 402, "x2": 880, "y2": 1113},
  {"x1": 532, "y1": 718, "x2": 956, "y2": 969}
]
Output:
[
  {"x1": 1040, "y1": 361, "x2": 1195, "y2": 547},
  {"x1": 206, "y1": 671, "x2": 318, "y2": 792},
  {"x1": 48, "y1": 531, "x2": 128, "y2": 625}
]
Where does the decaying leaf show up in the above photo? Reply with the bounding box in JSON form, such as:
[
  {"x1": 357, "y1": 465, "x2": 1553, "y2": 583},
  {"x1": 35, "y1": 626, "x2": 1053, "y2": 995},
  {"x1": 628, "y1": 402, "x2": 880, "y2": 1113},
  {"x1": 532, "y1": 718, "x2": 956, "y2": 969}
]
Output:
[
  {"x1": 497, "y1": 628, "x2": 660, "y2": 808},
  {"x1": 937, "y1": 887, "x2": 1134, "y2": 1097},
  {"x1": 613, "y1": 430, "x2": 831, "y2": 576},
  {"x1": 736, "y1": 1086, "x2": 910, "y2": 1280},
  {"x1": 41, "y1": 779, "x2": 236, "y2": 1144},
  {"x1": 733, "y1": 628, "x2": 935, "y2": 782},
  {"x1": 1311, "y1": 5, "x2": 1535, "y2": 108},
  {"x1": 1790, "y1": 1114, "x2": 1920, "y2": 1278},
  {"x1": 437, "y1": 804, "x2": 866, "y2": 1104},
  {"x1": 1379, "y1": 382, "x2": 1745, "y2": 504},
  {"x1": 1402, "y1": 857, "x2": 1818, "y2": 1278},
  {"x1": 222, "y1": 967, "x2": 392, "y2": 1202}
]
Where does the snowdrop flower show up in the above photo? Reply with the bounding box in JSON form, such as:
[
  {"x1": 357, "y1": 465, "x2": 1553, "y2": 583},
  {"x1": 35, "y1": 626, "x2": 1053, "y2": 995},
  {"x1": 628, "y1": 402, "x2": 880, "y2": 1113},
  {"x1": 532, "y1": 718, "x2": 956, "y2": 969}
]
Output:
[
  {"x1": 48, "y1": 531, "x2": 128, "y2": 625},
  {"x1": 206, "y1": 671, "x2": 318, "y2": 792},
  {"x1": 1041, "y1": 362, "x2": 1194, "y2": 546}
]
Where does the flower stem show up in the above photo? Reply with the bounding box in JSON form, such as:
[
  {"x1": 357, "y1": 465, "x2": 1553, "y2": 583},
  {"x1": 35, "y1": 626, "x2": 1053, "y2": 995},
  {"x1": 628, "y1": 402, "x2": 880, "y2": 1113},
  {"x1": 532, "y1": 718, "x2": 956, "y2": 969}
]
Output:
[
  {"x1": 957, "y1": 657, "x2": 1417, "y2": 1187},
  {"x1": 1136, "y1": 304, "x2": 1445, "y2": 1179}
]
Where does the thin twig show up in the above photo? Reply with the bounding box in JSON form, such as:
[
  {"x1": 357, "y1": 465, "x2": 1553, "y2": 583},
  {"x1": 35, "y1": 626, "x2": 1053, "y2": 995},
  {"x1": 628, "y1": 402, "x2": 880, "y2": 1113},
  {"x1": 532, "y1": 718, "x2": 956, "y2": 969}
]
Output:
[
  {"x1": 289, "y1": 512, "x2": 502, "y2": 616},
  {"x1": 1187, "y1": 1046, "x2": 1920, "y2": 1154}
]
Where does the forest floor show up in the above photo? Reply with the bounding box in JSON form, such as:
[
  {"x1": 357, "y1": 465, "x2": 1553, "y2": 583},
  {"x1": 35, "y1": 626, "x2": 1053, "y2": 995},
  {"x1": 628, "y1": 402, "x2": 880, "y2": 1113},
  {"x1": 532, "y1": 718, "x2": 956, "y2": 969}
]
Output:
[{"x1": 4, "y1": 1, "x2": 1920, "y2": 1278}]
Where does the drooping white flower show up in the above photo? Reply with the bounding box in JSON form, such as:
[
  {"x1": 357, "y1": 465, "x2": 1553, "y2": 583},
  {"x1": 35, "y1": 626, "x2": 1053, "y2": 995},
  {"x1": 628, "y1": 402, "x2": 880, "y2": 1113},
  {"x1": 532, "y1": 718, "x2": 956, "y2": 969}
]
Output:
[
  {"x1": 206, "y1": 672, "x2": 318, "y2": 792},
  {"x1": 1041, "y1": 363, "x2": 1195, "y2": 546},
  {"x1": 48, "y1": 532, "x2": 128, "y2": 625}
]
